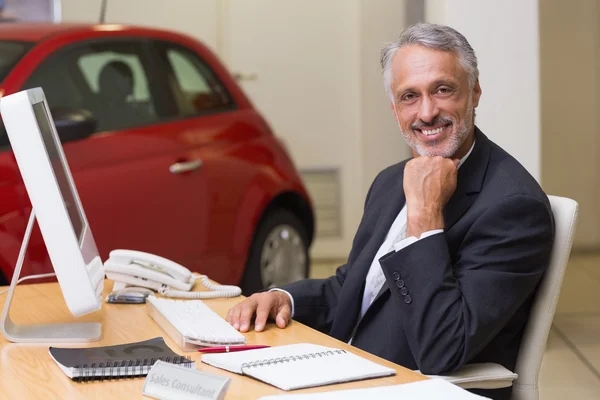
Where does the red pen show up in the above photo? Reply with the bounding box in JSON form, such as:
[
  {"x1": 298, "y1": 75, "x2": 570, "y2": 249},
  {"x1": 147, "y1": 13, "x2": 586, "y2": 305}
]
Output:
[{"x1": 198, "y1": 345, "x2": 271, "y2": 353}]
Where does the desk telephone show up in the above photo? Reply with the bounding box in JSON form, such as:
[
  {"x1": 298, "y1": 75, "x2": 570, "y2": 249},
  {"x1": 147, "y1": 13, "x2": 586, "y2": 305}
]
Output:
[{"x1": 104, "y1": 250, "x2": 242, "y2": 299}]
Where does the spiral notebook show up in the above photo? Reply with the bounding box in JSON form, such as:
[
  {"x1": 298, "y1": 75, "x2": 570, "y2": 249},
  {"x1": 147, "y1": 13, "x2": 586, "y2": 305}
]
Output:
[
  {"x1": 49, "y1": 337, "x2": 194, "y2": 382},
  {"x1": 201, "y1": 343, "x2": 396, "y2": 391}
]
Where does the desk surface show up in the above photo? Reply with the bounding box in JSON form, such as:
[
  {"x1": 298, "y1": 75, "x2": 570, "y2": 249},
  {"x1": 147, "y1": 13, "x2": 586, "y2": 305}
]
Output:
[{"x1": 0, "y1": 280, "x2": 425, "y2": 399}]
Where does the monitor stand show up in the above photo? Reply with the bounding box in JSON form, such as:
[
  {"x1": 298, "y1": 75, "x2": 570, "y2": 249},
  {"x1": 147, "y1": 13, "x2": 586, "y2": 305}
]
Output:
[{"x1": 1, "y1": 211, "x2": 102, "y2": 343}]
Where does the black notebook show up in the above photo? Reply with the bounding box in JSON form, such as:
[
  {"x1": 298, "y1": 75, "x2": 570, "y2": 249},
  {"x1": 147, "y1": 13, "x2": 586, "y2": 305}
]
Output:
[{"x1": 49, "y1": 337, "x2": 194, "y2": 382}]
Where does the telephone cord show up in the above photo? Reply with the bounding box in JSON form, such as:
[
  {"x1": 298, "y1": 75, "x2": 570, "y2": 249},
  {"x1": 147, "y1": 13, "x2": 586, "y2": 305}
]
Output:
[{"x1": 158, "y1": 274, "x2": 242, "y2": 299}]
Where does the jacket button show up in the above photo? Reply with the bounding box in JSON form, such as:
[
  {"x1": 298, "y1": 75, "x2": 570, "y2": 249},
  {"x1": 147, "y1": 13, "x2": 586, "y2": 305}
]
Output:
[
  {"x1": 405, "y1": 295, "x2": 412, "y2": 304},
  {"x1": 400, "y1": 287, "x2": 408, "y2": 296},
  {"x1": 396, "y1": 280, "x2": 405, "y2": 288},
  {"x1": 392, "y1": 272, "x2": 400, "y2": 281}
]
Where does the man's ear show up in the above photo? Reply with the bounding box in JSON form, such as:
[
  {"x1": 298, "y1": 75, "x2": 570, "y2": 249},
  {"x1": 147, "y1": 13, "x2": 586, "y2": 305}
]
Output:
[{"x1": 472, "y1": 80, "x2": 482, "y2": 108}]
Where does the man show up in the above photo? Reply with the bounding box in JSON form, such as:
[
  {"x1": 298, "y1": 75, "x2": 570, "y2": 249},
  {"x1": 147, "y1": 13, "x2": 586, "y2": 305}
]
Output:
[{"x1": 226, "y1": 23, "x2": 554, "y2": 400}]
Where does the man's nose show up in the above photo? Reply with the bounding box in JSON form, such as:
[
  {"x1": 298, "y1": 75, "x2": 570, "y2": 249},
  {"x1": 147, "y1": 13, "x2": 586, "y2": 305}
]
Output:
[{"x1": 418, "y1": 96, "x2": 439, "y2": 123}]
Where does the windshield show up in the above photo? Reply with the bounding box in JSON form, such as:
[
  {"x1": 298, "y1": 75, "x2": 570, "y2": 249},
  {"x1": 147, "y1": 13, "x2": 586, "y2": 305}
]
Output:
[{"x1": 0, "y1": 41, "x2": 32, "y2": 83}]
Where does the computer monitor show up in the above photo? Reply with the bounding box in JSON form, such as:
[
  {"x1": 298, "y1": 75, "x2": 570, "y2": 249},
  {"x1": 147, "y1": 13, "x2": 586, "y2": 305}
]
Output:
[{"x1": 0, "y1": 87, "x2": 103, "y2": 342}]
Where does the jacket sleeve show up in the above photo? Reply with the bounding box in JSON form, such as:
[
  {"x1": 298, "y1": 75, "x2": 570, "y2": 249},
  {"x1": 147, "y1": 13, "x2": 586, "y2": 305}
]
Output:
[
  {"x1": 280, "y1": 171, "x2": 384, "y2": 333},
  {"x1": 379, "y1": 194, "x2": 554, "y2": 374},
  {"x1": 280, "y1": 263, "x2": 350, "y2": 333}
]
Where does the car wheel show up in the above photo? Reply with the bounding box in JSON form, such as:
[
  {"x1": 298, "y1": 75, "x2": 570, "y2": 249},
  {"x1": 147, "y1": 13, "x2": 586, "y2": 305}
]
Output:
[{"x1": 240, "y1": 209, "x2": 310, "y2": 295}]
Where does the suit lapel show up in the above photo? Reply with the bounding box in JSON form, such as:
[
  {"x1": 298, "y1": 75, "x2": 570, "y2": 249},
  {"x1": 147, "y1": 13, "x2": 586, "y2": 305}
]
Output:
[
  {"x1": 443, "y1": 128, "x2": 491, "y2": 229},
  {"x1": 328, "y1": 167, "x2": 406, "y2": 341}
]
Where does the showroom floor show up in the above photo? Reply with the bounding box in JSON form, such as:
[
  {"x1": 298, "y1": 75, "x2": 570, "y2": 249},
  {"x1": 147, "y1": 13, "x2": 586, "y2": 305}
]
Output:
[{"x1": 311, "y1": 253, "x2": 600, "y2": 399}]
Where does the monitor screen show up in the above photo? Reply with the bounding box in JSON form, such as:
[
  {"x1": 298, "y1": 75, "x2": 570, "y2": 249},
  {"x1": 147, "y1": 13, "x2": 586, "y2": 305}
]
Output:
[{"x1": 32, "y1": 102, "x2": 85, "y2": 243}]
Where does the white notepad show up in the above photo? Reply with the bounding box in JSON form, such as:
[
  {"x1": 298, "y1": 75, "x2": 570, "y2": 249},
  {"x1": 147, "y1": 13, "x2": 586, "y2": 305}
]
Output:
[
  {"x1": 200, "y1": 343, "x2": 396, "y2": 391},
  {"x1": 256, "y1": 378, "x2": 489, "y2": 400}
]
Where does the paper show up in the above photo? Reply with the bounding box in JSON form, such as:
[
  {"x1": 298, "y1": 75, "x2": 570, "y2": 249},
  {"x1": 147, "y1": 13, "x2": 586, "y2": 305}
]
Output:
[{"x1": 257, "y1": 378, "x2": 490, "y2": 399}]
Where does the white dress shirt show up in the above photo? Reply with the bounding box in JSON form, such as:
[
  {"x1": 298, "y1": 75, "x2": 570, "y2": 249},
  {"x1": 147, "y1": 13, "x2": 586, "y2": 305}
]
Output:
[{"x1": 273, "y1": 140, "x2": 475, "y2": 322}]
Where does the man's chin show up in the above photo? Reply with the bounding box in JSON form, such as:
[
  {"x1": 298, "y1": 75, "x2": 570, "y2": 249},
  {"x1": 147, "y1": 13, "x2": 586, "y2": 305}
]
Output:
[
  {"x1": 413, "y1": 142, "x2": 446, "y2": 157},
  {"x1": 413, "y1": 142, "x2": 452, "y2": 158}
]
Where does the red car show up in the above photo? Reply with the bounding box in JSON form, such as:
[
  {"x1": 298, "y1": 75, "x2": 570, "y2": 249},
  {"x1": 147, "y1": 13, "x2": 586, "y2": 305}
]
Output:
[{"x1": 0, "y1": 23, "x2": 313, "y2": 295}]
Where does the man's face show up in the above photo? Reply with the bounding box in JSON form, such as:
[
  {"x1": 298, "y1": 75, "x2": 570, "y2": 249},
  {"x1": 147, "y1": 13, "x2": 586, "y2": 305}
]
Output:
[{"x1": 390, "y1": 45, "x2": 481, "y2": 159}]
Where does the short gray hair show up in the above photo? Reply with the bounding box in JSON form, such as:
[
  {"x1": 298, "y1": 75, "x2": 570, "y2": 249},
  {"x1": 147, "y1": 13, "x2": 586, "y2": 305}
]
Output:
[{"x1": 381, "y1": 23, "x2": 479, "y2": 101}]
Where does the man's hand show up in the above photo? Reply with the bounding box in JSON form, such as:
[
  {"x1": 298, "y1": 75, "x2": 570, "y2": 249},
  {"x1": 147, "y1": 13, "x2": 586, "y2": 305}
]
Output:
[
  {"x1": 404, "y1": 156, "x2": 459, "y2": 238},
  {"x1": 225, "y1": 291, "x2": 292, "y2": 332}
]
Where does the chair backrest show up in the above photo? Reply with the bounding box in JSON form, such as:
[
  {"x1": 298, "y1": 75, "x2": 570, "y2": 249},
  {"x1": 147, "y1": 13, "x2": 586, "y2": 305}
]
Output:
[{"x1": 512, "y1": 195, "x2": 579, "y2": 400}]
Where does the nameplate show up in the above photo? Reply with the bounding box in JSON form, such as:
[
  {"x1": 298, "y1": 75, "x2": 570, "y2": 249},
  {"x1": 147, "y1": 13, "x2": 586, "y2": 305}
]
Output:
[{"x1": 143, "y1": 361, "x2": 230, "y2": 400}]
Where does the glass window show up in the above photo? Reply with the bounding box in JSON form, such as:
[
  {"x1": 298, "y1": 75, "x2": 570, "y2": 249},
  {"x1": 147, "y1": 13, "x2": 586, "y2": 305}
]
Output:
[
  {"x1": 0, "y1": 41, "x2": 32, "y2": 83},
  {"x1": 24, "y1": 52, "x2": 85, "y2": 112},
  {"x1": 161, "y1": 44, "x2": 233, "y2": 116},
  {"x1": 24, "y1": 41, "x2": 159, "y2": 133},
  {"x1": 78, "y1": 52, "x2": 152, "y2": 104},
  {"x1": 0, "y1": 41, "x2": 32, "y2": 151}
]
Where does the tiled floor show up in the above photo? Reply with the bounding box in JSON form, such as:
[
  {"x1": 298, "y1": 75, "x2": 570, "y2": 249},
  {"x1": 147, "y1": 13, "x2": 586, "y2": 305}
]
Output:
[{"x1": 310, "y1": 252, "x2": 600, "y2": 399}]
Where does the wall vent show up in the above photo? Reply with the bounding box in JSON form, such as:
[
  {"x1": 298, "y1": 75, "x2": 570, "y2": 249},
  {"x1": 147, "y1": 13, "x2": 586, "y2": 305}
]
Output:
[{"x1": 300, "y1": 168, "x2": 342, "y2": 238}]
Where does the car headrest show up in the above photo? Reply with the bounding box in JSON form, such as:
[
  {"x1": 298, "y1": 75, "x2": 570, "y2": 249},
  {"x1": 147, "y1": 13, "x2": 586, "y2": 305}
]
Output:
[{"x1": 98, "y1": 60, "x2": 134, "y2": 99}]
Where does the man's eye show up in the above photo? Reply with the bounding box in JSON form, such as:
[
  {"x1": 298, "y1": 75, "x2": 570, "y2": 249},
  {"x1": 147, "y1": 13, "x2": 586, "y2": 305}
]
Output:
[
  {"x1": 401, "y1": 93, "x2": 415, "y2": 101},
  {"x1": 437, "y1": 87, "x2": 452, "y2": 94}
]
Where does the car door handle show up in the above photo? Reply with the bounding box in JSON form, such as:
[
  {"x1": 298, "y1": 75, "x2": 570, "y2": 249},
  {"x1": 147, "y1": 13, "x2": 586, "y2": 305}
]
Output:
[
  {"x1": 233, "y1": 72, "x2": 258, "y2": 81},
  {"x1": 169, "y1": 159, "x2": 203, "y2": 174}
]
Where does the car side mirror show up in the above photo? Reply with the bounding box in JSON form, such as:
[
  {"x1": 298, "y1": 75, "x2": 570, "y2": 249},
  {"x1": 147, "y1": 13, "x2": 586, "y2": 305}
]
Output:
[{"x1": 51, "y1": 108, "x2": 97, "y2": 143}]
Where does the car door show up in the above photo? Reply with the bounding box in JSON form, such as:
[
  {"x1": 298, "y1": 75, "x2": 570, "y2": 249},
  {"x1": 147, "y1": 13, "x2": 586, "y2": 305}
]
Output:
[
  {"x1": 145, "y1": 39, "x2": 257, "y2": 283},
  {"x1": 20, "y1": 38, "x2": 210, "y2": 270}
]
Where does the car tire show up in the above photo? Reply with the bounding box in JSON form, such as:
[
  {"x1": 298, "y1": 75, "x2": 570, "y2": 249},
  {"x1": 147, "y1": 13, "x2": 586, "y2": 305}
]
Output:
[{"x1": 240, "y1": 209, "x2": 310, "y2": 296}]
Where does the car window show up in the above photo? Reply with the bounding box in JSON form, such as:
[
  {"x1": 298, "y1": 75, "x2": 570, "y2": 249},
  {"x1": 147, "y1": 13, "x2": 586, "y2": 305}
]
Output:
[
  {"x1": 0, "y1": 41, "x2": 33, "y2": 151},
  {"x1": 23, "y1": 41, "x2": 159, "y2": 133},
  {"x1": 24, "y1": 52, "x2": 86, "y2": 111},
  {"x1": 78, "y1": 52, "x2": 152, "y2": 108},
  {"x1": 160, "y1": 43, "x2": 233, "y2": 116},
  {"x1": 0, "y1": 41, "x2": 32, "y2": 83}
]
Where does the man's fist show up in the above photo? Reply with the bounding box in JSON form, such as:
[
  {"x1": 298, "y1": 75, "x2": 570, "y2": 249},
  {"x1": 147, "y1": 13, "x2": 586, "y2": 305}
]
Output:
[
  {"x1": 225, "y1": 291, "x2": 292, "y2": 332},
  {"x1": 403, "y1": 156, "x2": 459, "y2": 238}
]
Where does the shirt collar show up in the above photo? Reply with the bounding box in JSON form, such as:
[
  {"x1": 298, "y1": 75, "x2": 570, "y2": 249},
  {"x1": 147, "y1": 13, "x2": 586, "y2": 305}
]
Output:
[{"x1": 457, "y1": 138, "x2": 476, "y2": 169}]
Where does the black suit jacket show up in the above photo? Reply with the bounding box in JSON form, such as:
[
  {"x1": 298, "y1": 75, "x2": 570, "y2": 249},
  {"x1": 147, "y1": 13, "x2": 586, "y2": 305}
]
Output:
[{"x1": 282, "y1": 128, "x2": 554, "y2": 397}]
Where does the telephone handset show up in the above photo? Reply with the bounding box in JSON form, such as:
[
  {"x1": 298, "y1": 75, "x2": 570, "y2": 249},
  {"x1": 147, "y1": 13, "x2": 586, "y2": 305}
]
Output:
[{"x1": 103, "y1": 249, "x2": 241, "y2": 299}]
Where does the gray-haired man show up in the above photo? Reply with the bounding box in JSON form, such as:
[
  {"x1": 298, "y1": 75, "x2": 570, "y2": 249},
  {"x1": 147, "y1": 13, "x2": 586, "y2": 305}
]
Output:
[{"x1": 226, "y1": 23, "x2": 554, "y2": 400}]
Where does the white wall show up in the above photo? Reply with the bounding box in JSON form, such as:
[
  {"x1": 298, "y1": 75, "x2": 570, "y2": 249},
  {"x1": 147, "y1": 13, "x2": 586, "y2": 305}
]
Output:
[
  {"x1": 426, "y1": 0, "x2": 541, "y2": 181},
  {"x1": 59, "y1": 0, "x2": 102, "y2": 22},
  {"x1": 60, "y1": 0, "x2": 220, "y2": 51},
  {"x1": 360, "y1": 0, "x2": 412, "y2": 200},
  {"x1": 220, "y1": 0, "x2": 412, "y2": 259},
  {"x1": 540, "y1": 0, "x2": 600, "y2": 248},
  {"x1": 221, "y1": 0, "x2": 364, "y2": 258}
]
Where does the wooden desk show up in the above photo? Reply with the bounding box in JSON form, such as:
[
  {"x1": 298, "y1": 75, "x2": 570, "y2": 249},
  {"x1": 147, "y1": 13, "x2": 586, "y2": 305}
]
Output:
[{"x1": 0, "y1": 280, "x2": 426, "y2": 399}]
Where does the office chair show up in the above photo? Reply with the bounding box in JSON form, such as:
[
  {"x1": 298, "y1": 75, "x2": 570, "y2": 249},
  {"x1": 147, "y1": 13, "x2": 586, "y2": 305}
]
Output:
[
  {"x1": 430, "y1": 196, "x2": 579, "y2": 400},
  {"x1": 511, "y1": 195, "x2": 578, "y2": 400}
]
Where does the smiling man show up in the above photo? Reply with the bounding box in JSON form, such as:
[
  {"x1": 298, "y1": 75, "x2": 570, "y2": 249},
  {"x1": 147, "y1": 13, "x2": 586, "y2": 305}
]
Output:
[{"x1": 226, "y1": 23, "x2": 554, "y2": 400}]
